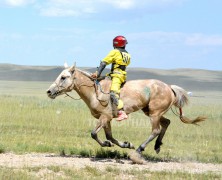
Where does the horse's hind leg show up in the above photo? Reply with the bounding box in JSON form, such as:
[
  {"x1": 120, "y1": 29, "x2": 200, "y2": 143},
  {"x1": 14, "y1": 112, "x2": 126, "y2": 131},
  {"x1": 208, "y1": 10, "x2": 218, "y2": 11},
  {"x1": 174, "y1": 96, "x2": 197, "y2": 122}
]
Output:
[
  {"x1": 104, "y1": 122, "x2": 135, "y2": 149},
  {"x1": 136, "y1": 116, "x2": 161, "y2": 154},
  {"x1": 154, "y1": 116, "x2": 170, "y2": 154}
]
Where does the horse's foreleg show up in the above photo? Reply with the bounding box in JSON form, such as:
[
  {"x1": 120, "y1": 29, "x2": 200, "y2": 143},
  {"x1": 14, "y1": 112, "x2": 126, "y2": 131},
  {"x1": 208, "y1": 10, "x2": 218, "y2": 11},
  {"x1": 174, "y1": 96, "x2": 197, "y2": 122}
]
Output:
[
  {"x1": 104, "y1": 122, "x2": 135, "y2": 149},
  {"x1": 154, "y1": 116, "x2": 170, "y2": 154},
  {"x1": 136, "y1": 116, "x2": 161, "y2": 154},
  {"x1": 91, "y1": 117, "x2": 113, "y2": 147}
]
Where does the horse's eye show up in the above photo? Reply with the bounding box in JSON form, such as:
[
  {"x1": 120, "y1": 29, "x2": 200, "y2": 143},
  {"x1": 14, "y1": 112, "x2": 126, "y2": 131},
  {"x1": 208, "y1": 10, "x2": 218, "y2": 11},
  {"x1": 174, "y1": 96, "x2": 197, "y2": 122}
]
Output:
[{"x1": 61, "y1": 76, "x2": 66, "y2": 81}]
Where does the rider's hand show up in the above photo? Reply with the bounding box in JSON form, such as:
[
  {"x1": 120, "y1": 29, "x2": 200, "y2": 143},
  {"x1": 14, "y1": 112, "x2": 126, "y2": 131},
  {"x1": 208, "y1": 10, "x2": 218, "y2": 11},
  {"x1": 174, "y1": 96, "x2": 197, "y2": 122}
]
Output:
[{"x1": 91, "y1": 72, "x2": 98, "y2": 79}]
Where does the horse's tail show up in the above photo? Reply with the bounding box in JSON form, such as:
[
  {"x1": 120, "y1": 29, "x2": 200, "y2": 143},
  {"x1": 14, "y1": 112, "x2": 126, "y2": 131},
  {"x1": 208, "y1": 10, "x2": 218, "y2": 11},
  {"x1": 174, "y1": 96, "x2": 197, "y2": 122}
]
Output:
[{"x1": 170, "y1": 85, "x2": 206, "y2": 125}]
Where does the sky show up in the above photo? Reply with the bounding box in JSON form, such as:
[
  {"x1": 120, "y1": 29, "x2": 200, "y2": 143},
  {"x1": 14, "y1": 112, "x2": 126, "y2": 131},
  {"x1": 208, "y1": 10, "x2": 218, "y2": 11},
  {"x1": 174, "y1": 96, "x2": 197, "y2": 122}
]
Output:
[{"x1": 0, "y1": 0, "x2": 222, "y2": 70}]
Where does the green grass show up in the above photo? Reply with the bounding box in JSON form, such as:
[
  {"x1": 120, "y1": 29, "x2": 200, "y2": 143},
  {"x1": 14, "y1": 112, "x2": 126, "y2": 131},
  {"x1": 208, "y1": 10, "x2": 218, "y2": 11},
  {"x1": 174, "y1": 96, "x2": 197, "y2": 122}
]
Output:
[
  {"x1": 0, "y1": 80, "x2": 222, "y2": 180},
  {"x1": 0, "y1": 80, "x2": 222, "y2": 164},
  {"x1": 0, "y1": 166, "x2": 221, "y2": 180}
]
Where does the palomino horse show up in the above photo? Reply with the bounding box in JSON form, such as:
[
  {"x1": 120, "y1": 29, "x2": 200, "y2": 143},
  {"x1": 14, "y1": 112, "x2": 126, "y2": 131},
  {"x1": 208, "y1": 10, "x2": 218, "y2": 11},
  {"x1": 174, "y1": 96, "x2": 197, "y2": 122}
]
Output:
[{"x1": 46, "y1": 65, "x2": 205, "y2": 162}]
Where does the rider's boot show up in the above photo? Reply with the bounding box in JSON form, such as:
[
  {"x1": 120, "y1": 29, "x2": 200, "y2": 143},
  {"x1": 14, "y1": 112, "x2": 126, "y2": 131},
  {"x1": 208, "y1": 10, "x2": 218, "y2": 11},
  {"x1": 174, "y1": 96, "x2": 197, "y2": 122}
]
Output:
[{"x1": 110, "y1": 91, "x2": 128, "y2": 121}]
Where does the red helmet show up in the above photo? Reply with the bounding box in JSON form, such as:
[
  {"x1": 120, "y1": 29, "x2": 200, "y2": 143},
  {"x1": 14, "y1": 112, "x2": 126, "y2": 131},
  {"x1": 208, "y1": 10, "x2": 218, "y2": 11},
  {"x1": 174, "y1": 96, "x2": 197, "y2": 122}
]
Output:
[{"x1": 113, "y1": 35, "x2": 128, "y2": 47}]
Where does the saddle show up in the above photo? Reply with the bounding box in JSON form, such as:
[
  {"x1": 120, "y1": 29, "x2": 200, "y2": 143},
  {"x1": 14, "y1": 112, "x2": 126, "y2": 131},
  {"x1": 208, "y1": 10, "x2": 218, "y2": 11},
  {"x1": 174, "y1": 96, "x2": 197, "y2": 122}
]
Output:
[{"x1": 95, "y1": 76, "x2": 127, "y2": 118}]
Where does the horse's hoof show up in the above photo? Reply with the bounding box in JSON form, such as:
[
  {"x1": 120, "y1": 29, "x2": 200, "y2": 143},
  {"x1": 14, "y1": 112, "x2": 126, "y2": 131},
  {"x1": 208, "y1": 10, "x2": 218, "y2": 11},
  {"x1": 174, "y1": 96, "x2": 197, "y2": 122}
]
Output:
[
  {"x1": 154, "y1": 141, "x2": 162, "y2": 154},
  {"x1": 129, "y1": 151, "x2": 146, "y2": 164},
  {"x1": 129, "y1": 143, "x2": 135, "y2": 149},
  {"x1": 123, "y1": 142, "x2": 135, "y2": 149},
  {"x1": 155, "y1": 148, "x2": 160, "y2": 154},
  {"x1": 103, "y1": 140, "x2": 114, "y2": 147}
]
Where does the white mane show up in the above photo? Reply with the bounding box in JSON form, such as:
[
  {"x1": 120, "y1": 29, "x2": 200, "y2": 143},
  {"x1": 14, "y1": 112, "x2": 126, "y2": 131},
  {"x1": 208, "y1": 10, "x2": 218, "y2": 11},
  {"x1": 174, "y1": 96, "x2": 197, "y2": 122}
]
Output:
[{"x1": 77, "y1": 68, "x2": 92, "y2": 78}]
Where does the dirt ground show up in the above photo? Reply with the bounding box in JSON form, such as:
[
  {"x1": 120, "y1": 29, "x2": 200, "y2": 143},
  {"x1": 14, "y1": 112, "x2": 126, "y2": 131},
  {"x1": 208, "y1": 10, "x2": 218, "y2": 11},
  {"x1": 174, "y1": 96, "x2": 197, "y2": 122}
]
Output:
[{"x1": 0, "y1": 153, "x2": 221, "y2": 174}]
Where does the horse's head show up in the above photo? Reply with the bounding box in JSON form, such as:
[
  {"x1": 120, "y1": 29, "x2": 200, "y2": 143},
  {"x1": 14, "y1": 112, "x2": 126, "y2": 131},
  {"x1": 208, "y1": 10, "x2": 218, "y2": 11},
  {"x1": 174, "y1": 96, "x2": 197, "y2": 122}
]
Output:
[{"x1": 46, "y1": 65, "x2": 76, "y2": 99}]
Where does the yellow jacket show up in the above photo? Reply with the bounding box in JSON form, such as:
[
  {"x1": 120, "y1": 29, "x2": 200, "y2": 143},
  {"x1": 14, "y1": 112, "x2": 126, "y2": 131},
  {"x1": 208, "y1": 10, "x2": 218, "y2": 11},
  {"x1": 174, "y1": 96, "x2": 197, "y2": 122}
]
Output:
[{"x1": 102, "y1": 49, "x2": 131, "y2": 75}]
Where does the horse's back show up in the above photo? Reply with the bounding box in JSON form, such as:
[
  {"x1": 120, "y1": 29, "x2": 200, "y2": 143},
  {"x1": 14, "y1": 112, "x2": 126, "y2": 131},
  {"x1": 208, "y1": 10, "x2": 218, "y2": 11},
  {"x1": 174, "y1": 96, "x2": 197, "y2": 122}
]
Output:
[
  {"x1": 100, "y1": 78, "x2": 172, "y2": 98},
  {"x1": 122, "y1": 79, "x2": 171, "y2": 97},
  {"x1": 121, "y1": 79, "x2": 174, "y2": 113}
]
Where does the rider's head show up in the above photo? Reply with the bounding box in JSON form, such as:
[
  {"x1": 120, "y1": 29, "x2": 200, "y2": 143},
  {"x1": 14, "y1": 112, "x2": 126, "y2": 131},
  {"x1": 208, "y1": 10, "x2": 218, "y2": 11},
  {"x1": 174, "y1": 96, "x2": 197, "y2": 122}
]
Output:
[{"x1": 113, "y1": 35, "x2": 128, "y2": 49}]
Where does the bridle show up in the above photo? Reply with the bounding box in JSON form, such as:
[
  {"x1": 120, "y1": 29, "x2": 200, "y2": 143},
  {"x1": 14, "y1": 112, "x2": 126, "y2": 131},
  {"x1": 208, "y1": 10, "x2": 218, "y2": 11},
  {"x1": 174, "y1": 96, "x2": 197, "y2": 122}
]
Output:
[
  {"x1": 54, "y1": 68, "x2": 109, "y2": 106},
  {"x1": 52, "y1": 69, "x2": 82, "y2": 100}
]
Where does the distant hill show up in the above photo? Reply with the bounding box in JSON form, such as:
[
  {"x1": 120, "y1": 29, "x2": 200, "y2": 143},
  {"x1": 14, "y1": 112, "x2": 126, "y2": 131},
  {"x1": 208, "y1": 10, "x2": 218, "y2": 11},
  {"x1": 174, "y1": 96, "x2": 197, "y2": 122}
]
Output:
[{"x1": 0, "y1": 63, "x2": 221, "y2": 91}]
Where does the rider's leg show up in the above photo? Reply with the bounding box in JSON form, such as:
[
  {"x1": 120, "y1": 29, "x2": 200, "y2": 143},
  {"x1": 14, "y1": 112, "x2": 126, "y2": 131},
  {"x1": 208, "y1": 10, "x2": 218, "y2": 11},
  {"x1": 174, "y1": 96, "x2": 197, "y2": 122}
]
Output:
[{"x1": 110, "y1": 76, "x2": 128, "y2": 121}]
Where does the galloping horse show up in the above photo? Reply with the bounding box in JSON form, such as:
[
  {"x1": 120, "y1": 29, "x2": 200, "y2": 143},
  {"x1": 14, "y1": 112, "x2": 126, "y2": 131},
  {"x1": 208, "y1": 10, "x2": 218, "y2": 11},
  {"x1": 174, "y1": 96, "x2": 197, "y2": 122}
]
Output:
[{"x1": 46, "y1": 65, "x2": 205, "y2": 162}]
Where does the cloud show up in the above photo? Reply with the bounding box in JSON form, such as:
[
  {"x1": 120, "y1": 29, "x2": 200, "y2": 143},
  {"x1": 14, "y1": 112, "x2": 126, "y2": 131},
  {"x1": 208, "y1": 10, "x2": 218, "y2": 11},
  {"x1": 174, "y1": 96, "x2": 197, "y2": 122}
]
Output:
[
  {"x1": 2, "y1": 0, "x2": 35, "y2": 7},
  {"x1": 100, "y1": 0, "x2": 186, "y2": 10},
  {"x1": 40, "y1": 7, "x2": 80, "y2": 17},
  {"x1": 0, "y1": 32, "x2": 23, "y2": 40},
  {"x1": 100, "y1": 0, "x2": 135, "y2": 9},
  {"x1": 185, "y1": 34, "x2": 222, "y2": 46},
  {"x1": 0, "y1": 0, "x2": 187, "y2": 18},
  {"x1": 0, "y1": 0, "x2": 185, "y2": 17},
  {"x1": 129, "y1": 31, "x2": 222, "y2": 46},
  {"x1": 38, "y1": 0, "x2": 97, "y2": 17}
]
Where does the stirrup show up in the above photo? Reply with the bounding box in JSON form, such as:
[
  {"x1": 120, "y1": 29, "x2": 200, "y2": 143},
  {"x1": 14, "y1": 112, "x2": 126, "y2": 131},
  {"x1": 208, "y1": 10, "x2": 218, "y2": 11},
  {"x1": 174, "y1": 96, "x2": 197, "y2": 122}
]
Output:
[{"x1": 116, "y1": 110, "x2": 128, "y2": 121}]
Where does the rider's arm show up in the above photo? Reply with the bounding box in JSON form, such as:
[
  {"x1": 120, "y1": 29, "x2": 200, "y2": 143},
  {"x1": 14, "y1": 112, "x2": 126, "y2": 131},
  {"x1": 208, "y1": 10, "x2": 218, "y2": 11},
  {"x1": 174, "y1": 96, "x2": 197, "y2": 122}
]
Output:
[
  {"x1": 93, "y1": 49, "x2": 117, "y2": 78},
  {"x1": 97, "y1": 61, "x2": 107, "y2": 77}
]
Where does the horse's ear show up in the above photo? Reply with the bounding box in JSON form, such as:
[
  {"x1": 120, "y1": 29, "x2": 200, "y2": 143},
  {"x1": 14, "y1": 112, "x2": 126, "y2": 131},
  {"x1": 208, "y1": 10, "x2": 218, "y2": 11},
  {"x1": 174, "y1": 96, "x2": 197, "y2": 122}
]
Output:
[
  {"x1": 70, "y1": 63, "x2": 76, "y2": 74},
  {"x1": 64, "y1": 61, "x2": 69, "y2": 69}
]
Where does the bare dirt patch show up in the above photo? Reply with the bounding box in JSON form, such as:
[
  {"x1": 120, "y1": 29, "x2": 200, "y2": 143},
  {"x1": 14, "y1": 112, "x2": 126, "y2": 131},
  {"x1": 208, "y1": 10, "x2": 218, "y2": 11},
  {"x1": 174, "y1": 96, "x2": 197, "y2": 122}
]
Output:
[{"x1": 0, "y1": 153, "x2": 221, "y2": 174}]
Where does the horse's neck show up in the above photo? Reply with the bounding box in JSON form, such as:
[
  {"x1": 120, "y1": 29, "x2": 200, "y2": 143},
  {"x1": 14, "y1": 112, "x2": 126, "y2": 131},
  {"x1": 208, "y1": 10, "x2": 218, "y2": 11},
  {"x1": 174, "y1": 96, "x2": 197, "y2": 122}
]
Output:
[
  {"x1": 73, "y1": 70, "x2": 113, "y2": 117},
  {"x1": 74, "y1": 70, "x2": 96, "y2": 105}
]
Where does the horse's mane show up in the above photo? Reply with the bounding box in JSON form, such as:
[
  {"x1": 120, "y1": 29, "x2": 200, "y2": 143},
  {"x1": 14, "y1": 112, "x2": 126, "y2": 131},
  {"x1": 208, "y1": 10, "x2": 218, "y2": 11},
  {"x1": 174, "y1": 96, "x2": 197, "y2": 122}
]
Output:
[
  {"x1": 75, "y1": 68, "x2": 110, "y2": 84},
  {"x1": 76, "y1": 68, "x2": 92, "y2": 78}
]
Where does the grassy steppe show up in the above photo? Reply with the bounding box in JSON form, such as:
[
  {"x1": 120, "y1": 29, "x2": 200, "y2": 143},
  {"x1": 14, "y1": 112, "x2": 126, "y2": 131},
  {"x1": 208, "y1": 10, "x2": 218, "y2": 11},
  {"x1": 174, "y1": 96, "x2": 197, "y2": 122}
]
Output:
[
  {"x1": 0, "y1": 166, "x2": 221, "y2": 180},
  {"x1": 0, "y1": 80, "x2": 221, "y2": 179},
  {"x1": 0, "y1": 80, "x2": 221, "y2": 163}
]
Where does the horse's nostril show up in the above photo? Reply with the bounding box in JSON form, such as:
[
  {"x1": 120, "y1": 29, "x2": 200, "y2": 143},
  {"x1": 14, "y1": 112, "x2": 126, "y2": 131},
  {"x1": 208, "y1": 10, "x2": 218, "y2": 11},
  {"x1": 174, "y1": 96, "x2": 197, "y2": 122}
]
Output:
[{"x1": 47, "y1": 90, "x2": 51, "y2": 94}]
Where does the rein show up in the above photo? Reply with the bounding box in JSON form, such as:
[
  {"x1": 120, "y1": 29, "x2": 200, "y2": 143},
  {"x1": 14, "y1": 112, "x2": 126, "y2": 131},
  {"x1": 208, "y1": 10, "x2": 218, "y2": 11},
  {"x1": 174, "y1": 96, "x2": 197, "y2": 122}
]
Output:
[
  {"x1": 66, "y1": 69, "x2": 110, "y2": 105},
  {"x1": 94, "y1": 80, "x2": 110, "y2": 95},
  {"x1": 64, "y1": 92, "x2": 81, "y2": 100}
]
